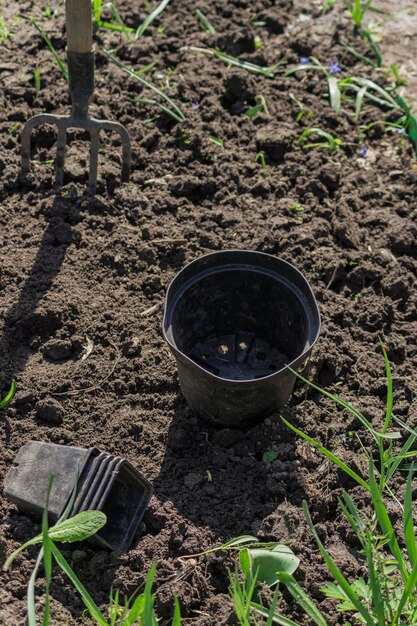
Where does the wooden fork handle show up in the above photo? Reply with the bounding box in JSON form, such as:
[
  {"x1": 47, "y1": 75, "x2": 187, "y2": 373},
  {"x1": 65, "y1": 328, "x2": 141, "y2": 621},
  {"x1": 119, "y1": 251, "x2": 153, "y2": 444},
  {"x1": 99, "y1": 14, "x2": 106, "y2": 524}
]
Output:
[{"x1": 66, "y1": 0, "x2": 93, "y2": 53}]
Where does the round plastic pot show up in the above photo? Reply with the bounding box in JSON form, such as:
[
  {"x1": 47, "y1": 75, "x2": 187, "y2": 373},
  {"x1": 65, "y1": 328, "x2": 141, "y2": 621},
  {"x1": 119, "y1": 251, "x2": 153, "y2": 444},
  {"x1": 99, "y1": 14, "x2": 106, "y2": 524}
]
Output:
[{"x1": 163, "y1": 250, "x2": 321, "y2": 427}]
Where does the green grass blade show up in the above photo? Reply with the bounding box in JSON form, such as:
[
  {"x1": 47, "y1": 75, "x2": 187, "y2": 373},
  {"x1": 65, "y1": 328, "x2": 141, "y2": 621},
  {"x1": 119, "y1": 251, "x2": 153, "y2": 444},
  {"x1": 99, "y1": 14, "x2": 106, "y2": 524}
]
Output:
[
  {"x1": 101, "y1": 2, "x2": 134, "y2": 38},
  {"x1": 214, "y1": 49, "x2": 277, "y2": 76},
  {"x1": 361, "y1": 29, "x2": 382, "y2": 66},
  {"x1": 288, "y1": 366, "x2": 400, "y2": 440},
  {"x1": 223, "y1": 535, "x2": 259, "y2": 549},
  {"x1": 0, "y1": 379, "x2": 16, "y2": 409},
  {"x1": 364, "y1": 534, "x2": 384, "y2": 626},
  {"x1": 276, "y1": 573, "x2": 328, "y2": 626},
  {"x1": 328, "y1": 76, "x2": 341, "y2": 112},
  {"x1": 368, "y1": 461, "x2": 409, "y2": 582},
  {"x1": 30, "y1": 19, "x2": 68, "y2": 81},
  {"x1": 355, "y1": 85, "x2": 368, "y2": 119},
  {"x1": 27, "y1": 549, "x2": 44, "y2": 626},
  {"x1": 136, "y1": 0, "x2": 171, "y2": 38},
  {"x1": 93, "y1": 0, "x2": 102, "y2": 24},
  {"x1": 143, "y1": 563, "x2": 158, "y2": 625},
  {"x1": 281, "y1": 416, "x2": 371, "y2": 492},
  {"x1": 340, "y1": 41, "x2": 378, "y2": 67},
  {"x1": 350, "y1": 77, "x2": 398, "y2": 108},
  {"x1": 41, "y1": 502, "x2": 52, "y2": 626},
  {"x1": 171, "y1": 595, "x2": 182, "y2": 625},
  {"x1": 50, "y1": 543, "x2": 108, "y2": 625},
  {"x1": 182, "y1": 45, "x2": 276, "y2": 77},
  {"x1": 379, "y1": 340, "x2": 393, "y2": 433},
  {"x1": 303, "y1": 501, "x2": 374, "y2": 626},
  {"x1": 106, "y1": 50, "x2": 185, "y2": 122},
  {"x1": 284, "y1": 64, "x2": 325, "y2": 76},
  {"x1": 196, "y1": 8, "x2": 216, "y2": 33},
  {"x1": 338, "y1": 494, "x2": 366, "y2": 548},
  {"x1": 265, "y1": 586, "x2": 280, "y2": 626},
  {"x1": 134, "y1": 97, "x2": 184, "y2": 122},
  {"x1": 393, "y1": 558, "x2": 417, "y2": 623},
  {"x1": 403, "y1": 465, "x2": 417, "y2": 568},
  {"x1": 387, "y1": 417, "x2": 417, "y2": 482},
  {"x1": 40, "y1": 475, "x2": 54, "y2": 626}
]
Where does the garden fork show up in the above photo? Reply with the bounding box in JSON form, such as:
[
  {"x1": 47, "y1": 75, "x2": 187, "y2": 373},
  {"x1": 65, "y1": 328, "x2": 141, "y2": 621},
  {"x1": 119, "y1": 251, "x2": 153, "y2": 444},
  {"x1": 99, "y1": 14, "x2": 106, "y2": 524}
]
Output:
[{"x1": 21, "y1": 0, "x2": 131, "y2": 195}]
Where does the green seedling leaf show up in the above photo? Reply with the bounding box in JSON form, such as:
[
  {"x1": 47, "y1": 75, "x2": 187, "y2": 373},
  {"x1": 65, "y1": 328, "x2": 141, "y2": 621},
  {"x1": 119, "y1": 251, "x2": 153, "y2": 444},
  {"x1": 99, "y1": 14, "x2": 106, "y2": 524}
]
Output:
[
  {"x1": 276, "y1": 573, "x2": 328, "y2": 626},
  {"x1": 263, "y1": 450, "x2": 278, "y2": 464},
  {"x1": 47, "y1": 510, "x2": 106, "y2": 543},
  {"x1": 245, "y1": 95, "x2": 269, "y2": 119},
  {"x1": 240, "y1": 545, "x2": 299, "y2": 587},
  {"x1": 4, "y1": 510, "x2": 106, "y2": 570},
  {"x1": 0, "y1": 379, "x2": 16, "y2": 409}
]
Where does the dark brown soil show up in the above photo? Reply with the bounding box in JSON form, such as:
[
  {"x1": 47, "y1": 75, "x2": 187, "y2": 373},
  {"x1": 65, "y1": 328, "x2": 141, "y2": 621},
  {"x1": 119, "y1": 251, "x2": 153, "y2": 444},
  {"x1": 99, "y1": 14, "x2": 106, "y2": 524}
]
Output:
[{"x1": 1, "y1": 1, "x2": 417, "y2": 624}]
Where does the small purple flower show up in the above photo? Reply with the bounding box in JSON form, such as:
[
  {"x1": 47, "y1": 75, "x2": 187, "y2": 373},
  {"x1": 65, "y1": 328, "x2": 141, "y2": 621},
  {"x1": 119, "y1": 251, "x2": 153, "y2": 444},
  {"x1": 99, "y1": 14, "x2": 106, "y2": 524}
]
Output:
[
  {"x1": 191, "y1": 102, "x2": 201, "y2": 111},
  {"x1": 395, "y1": 127, "x2": 407, "y2": 136},
  {"x1": 300, "y1": 56, "x2": 311, "y2": 65},
  {"x1": 358, "y1": 146, "x2": 367, "y2": 158},
  {"x1": 328, "y1": 61, "x2": 341, "y2": 75}
]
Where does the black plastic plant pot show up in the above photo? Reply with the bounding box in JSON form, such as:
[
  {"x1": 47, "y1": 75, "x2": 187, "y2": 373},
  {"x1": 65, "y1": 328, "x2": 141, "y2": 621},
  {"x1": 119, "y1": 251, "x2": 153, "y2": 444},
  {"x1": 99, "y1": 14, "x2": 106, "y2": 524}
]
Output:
[
  {"x1": 163, "y1": 250, "x2": 321, "y2": 427},
  {"x1": 3, "y1": 441, "x2": 153, "y2": 553}
]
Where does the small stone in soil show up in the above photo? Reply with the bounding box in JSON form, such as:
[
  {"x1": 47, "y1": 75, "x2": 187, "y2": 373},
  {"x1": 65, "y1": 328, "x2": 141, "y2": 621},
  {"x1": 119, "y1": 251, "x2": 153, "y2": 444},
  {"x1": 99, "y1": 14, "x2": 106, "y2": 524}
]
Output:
[
  {"x1": 184, "y1": 472, "x2": 204, "y2": 489},
  {"x1": 35, "y1": 398, "x2": 63, "y2": 424},
  {"x1": 43, "y1": 339, "x2": 72, "y2": 361},
  {"x1": 71, "y1": 549, "x2": 87, "y2": 563},
  {"x1": 122, "y1": 337, "x2": 142, "y2": 357}
]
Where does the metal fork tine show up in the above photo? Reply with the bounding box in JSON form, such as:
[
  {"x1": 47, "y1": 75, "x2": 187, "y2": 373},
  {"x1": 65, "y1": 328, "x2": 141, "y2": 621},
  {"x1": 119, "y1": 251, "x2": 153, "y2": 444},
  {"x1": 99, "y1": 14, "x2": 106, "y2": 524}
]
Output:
[
  {"x1": 117, "y1": 126, "x2": 131, "y2": 183},
  {"x1": 55, "y1": 125, "x2": 67, "y2": 188},
  {"x1": 88, "y1": 130, "x2": 99, "y2": 195},
  {"x1": 21, "y1": 124, "x2": 32, "y2": 176}
]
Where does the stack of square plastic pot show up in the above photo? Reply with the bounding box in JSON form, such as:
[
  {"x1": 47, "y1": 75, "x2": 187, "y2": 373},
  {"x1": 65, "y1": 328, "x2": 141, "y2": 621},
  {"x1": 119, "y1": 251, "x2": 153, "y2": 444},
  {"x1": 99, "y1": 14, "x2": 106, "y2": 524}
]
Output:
[{"x1": 4, "y1": 441, "x2": 153, "y2": 553}]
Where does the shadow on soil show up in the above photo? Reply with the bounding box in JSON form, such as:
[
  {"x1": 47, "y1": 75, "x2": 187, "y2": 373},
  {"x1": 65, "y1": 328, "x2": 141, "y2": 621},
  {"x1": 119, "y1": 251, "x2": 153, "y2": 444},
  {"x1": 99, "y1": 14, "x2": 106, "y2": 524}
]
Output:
[
  {"x1": 150, "y1": 390, "x2": 304, "y2": 543},
  {"x1": 0, "y1": 196, "x2": 81, "y2": 387}
]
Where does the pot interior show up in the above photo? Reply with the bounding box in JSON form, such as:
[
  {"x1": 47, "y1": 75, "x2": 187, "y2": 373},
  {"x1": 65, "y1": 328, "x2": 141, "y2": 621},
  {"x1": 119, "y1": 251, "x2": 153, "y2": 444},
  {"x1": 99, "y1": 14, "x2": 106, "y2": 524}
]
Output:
[{"x1": 170, "y1": 268, "x2": 310, "y2": 380}]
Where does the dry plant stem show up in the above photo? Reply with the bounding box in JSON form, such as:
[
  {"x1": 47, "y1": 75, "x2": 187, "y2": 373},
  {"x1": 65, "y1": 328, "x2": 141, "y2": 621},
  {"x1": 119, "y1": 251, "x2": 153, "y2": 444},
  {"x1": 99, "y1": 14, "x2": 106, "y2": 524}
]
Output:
[{"x1": 50, "y1": 341, "x2": 121, "y2": 396}]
